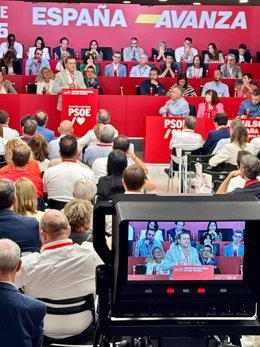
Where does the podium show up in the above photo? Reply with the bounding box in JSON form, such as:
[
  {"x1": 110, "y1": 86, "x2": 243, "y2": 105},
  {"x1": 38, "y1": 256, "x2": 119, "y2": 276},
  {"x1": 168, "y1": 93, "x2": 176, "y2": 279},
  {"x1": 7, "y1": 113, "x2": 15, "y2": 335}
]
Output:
[{"x1": 61, "y1": 88, "x2": 98, "y2": 137}]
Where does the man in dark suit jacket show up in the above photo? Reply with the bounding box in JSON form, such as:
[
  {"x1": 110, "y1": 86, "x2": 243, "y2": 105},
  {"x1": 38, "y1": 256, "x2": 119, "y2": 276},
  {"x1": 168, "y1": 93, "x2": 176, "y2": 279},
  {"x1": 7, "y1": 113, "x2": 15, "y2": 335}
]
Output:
[
  {"x1": 52, "y1": 36, "x2": 74, "y2": 59},
  {"x1": 167, "y1": 221, "x2": 191, "y2": 243},
  {"x1": 234, "y1": 43, "x2": 252, "y2": 63},
  {"x1": 0, "y1": 179, "x2": 40, "y2": 254},
  {"x1": 202, "y1": 113, "x2": 230, "y2": 154},
  {"x1": 0, "y1": 239, "x2": 46, "y2": 347}
]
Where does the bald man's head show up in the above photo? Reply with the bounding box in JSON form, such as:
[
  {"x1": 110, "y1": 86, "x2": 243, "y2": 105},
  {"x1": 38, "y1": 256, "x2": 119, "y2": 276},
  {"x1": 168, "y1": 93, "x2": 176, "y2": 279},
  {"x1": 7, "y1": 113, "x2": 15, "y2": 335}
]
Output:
[
  {"x1": 40, "y1": 210, "x2": 70, "y2": 242},
  {"x1": 58, "y1": 120, "x2": 73, "y2": 136}
]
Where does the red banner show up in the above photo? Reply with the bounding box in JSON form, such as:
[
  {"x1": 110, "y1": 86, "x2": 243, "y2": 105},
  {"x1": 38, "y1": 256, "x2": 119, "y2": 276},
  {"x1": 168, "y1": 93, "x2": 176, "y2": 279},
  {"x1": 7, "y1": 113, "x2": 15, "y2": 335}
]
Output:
[
  {"x1": 0, "y1": 2, "x2": 259, "y2": 57},
  {"x1": 173, "y1": 265, "x2": 214, "y2": 280},
  {"x1": 61, "y1": 88, "x2": 98, "y2": 137}
]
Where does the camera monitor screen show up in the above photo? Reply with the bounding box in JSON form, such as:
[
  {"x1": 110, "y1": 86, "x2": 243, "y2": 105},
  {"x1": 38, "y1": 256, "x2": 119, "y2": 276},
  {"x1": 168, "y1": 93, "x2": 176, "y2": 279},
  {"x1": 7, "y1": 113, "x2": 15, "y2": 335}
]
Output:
[{"x1": 128, "y1": 221, "x2": 245, "y2": 281}]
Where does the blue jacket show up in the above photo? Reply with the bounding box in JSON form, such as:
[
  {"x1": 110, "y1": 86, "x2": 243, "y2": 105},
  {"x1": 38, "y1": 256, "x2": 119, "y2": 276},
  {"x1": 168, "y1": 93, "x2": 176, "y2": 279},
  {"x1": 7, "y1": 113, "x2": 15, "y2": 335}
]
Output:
[
  {"x1": 223, "y1": 243, "x2": 244, "y2": 256},
  {"x1": 37, "y1": 126, "x2": 55, "y2": 143},
  {"x1": 0, "y1": 210, "x2": 40, "y2": 254},
  {"x1": 0, "y1": 282, "x2": 46, "y2": 347},
  {"x1": 202, "y1": 127, "x2": 230, "y2": 154},
  {"x1": 104, "y1": 63, "x2": 127, "y2": 77},
  {"x1": 237, "y1": 99, "x2": 260, "y2": 118}
]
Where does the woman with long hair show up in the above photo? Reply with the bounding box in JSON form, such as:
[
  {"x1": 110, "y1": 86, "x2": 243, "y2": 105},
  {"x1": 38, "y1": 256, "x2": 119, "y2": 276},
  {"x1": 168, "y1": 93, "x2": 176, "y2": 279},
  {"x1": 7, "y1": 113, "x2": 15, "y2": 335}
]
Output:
[
  {"x1": 0, "y1": 50, "x2": 22, "y2": 75},
  {"x1": 28, "y1": 36, "x2": 50, "y2": 60},
  {"x1": 196, "y1": 231, "x2": 219, "y2": 255},
  {"x1": 36, "y1": 67, "x2": 55, "y2": 94},
  {"x1": 13, "y1": 177, "x2": 44, "y2": 222},
  {"x1": 0, "y1": 70, "x2": 17, "y2": 94},
  {"x1": 97, "y1": 149, "x2": 127, "y2": 202},
  {"x1": 80, "y1": 52, "x2": 100, "y2": 76},
  {"x1": 206, "y1": 221, "x2": 222, "y2": 241},
  {"x1": 204, "y1": 43, "x2": 224, "y2": 63},
  {"x1": 186, "y1": 55, "x2": 204, "y2": 78},
  {"x1": 167, "y1": 74, "x2": 197, "y2": 96},
  {"x1": 197, "y1": 89, "x2": 224, "y2": 118},
  {"x1": 28, "y1": 134, "x2": 50, "y2": 174},
  {"x1": 153, "y1": 40, "x2": 168, "y2": 62},
  {"x1": 209, "y1": 123, "x2": 255, "y2": 167},
  {"x1": 85, "y1": 40, "x2": 103, "y2": 60}
]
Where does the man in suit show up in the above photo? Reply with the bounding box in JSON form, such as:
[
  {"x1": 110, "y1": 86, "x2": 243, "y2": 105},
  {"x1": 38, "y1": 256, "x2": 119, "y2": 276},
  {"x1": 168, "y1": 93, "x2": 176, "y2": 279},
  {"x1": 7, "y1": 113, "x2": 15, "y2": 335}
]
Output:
[
  {"x1": 162, "y1": 231, "x2": 201, "y2": 278},
  {"x1": 0, "y1": 238, "x2": 46, "y2": 347},
  {"x1": 234, "y1": 43, "x2": 252, "y2": 63},
  {"x1": 104, "y1": 51, "x2": 127, "y2": 77},
  {"x1": 166, "y1": 221, "x2": 191, "y2": 243},
  {"x1": 0, "y1": 179, "x2": 40, "y2": 254},
  {"x1": 202, "y1": 113, "x2": 230, "y2": 154},
  {"x1": 220, "y1": 54, "x2": 242, "y2": 79},
  {"x1": 223, "y1": 230, "x2": 244, "y2": 256},
  {"x1": 52, "y1": 36, "x2": 74, "y2": 59},
  {"x1": 53, "y1": 57, "x2": 86, "y2": 111}
]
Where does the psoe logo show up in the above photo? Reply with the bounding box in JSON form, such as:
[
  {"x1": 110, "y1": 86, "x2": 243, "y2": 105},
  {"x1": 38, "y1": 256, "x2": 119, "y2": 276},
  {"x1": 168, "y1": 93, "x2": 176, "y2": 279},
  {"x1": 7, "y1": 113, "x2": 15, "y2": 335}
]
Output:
[{"x1": 68, "y1": 105, "x2": 91, "y2": 125}]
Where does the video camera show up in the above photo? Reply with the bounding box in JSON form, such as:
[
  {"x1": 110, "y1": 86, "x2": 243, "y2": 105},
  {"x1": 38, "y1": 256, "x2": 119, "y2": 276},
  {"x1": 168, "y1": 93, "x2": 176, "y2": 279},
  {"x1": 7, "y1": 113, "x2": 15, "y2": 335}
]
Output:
[{"x1": 93, "y1": 194, "x2": 260, "y2": 346}]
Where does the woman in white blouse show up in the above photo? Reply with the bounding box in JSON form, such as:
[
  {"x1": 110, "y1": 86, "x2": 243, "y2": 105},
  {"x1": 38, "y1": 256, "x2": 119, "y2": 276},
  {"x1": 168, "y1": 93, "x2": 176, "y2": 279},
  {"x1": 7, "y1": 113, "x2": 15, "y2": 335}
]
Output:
[
  {"x1": 186, "y1": 55, "x2": 204, "y2": 78},
  {"x1": 146, "y1": 247, "x2": 170, "y2": 275},
  {"x1": 0, "y1": 70, "x2": 17, "y2": 94},
  {"x1": 28, "y1": 36, "x2": 50, "y2": 60},
  {"x1": 36, "y1": 67, "x2": 55, "y2": 94}
]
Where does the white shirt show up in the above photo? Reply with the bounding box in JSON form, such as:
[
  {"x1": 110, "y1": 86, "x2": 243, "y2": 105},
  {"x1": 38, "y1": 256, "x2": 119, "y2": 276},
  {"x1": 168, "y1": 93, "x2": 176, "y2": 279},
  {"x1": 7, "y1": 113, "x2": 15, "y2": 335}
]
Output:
[
  {"x1": 2, "y1": 125, "x2": 19, "y2": 140},
  {"x1": 0, "y1": 41, "x2": 23, "y2": 59},
  {"x1": 129, "y1": 64, "x2": 151, "y2": 77},
  {"x1": 36, "y1": 80, "x2": 55, "y2": 94},
  {"x1": 43, "y1": 161, "x2": 95, "y2": 202},
  {"x1": 170, "y1": 129, "x2": 204, "y2": 150},
  {"x1": 48, "y1": 136, "x2": 64, "y2": 160},
  {"x1": 174, "y1": 46, "x2": 198, "y2": 63},
  {"x1": 92, "y1": 157, "x2": 134, "y2": 183},
  {"x1": 28, "y1": 47, "x2": 50, "y2": 60},
  {"x1": 0, "y1": 137, "x2": 7, "y2": 155},
  {"x1": 250, "y1": 137, "x2": 260, "y2": 155},
  {"x1": 212, "y1": 138, "x2": 230, "y2": 154},
  {"x1": 15, "y1": 239, "x2": 103, "y2": 339}
]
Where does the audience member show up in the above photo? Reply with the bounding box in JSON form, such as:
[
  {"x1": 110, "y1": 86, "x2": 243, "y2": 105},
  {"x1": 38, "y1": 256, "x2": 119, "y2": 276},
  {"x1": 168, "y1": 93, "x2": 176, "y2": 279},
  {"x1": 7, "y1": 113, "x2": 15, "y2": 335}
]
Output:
[
  {"x1": 96, "y1": 149, "x2": 127, "y2": 202},
  {"x1": 206, "y1": 221, "x2": 222, "y2": 241},
  {"x1": 235, "y1": 43, "x2": 252, "y2": 63},
  {"x1": 186, "y1": 55, "x2": 204, "y2": 78},
  {"x1": 0, "y1": 110, "x2": 19, "y2": 140},
  {"x1": 28, "y1": 36, "x2": 50, "y2": 60},
  {"x1": 15, "y1": 209, "x2": 102, "y2": 342},
  {"x1": 34, "y1": 110, "x2": 54, "y2": 143},
  {"x1": 84, "y1": 39, "x2": 103, "y2": 60},
  {"x1": 129, "y1": 54, "x2": 151, "y2": 77},
  {"x1": 236, "y1": 73, "x2": 257, "y2": 98},
  {"x1": 1, "y1": 143, "x2": 43, "y2": 200},
  {"x1": 159, "y1": 85, "x2": 189, "y2": 116},
  {"x1": 53, "y1": 36, "x2": 74, "y2": 59},
  {"x1": 166, "y1": 221, "x2": 191, "y2": 243},
  {"x1": 202, "y1": 113, "x2": 230, "y2": 154},
  {"x1": 55, "y1": 51, "x2": 71, "y2": 72},
  {"x1": 197, "y1": 89, "x2": 224, "y2": 118},
  {"x1": 0, "y1": 33, "x2": 23, "y2": 59},
  {"x1": 28, "y1": 134, "x2": 50, "y2": 173},
  {"x1": 104, "y1": 51, "x2": 127, "y2": 76},
  {"x1": 196, "y1": 232, "x2": 218, "y2": 256},
  {"x1": 53, "y1": 57, "x2": 86, "y2": 111},
  {"x1": 159, "y1": 52, "x2": 176, "y2": 78},
  {"x1": 213, "y1": 119, "x2": 242, "y2": 154},
  {"x1": 204, "y1": 42, "x2": 224, "y2": 63},
  {"x1": 140, "y1": 67, "x2": 165, "y2": 96},
  {"x1": 83, "y1": 124, "x2": 115, "y2": 168},
  {"x1": 0, "y1": 125, "x2": 6, "y2": 155},
  {"x1": 64, "y1": 199, "x2": 93, "y2": 244},
  {"x1": 36, "y1": 67, "x2": 55, "y2": 94},
  {"x1": 73, "y1": 177, "x2": 97, "y2": 204},
  {"x1": 0, "y1": 179, "x2": 40, "y2": 254},
  {"x1": 201, "y1": 70, "x2": 230, "y2": 97},
  {"x1": 0, "y1": 239, "x2": 46, "y2": 346},
  {"x1": 135, "y1": 223, "x2": 163, "y2": 257},
  {"x1": 0, "y1": 50, "x2": 22, "y2": 75},
  {"x1": 0, "y1": 70, "x2": 17, "y2": 94},
  {"x1": 80, "y1": 53, "x2": 100, "y2": 76},
  {"x1": 20, "y1": 119, "x2": 38, "y2": 143},
  {"x1": 199, "y1": 244, "x2": 217, "y2": 266},
  {"x1": 237, "y1": 89, "x2": 260, "y2": 118},
  {"x1": 146, "y1": 247, "x2": 170, "y2": 275},
  {"x1": 209, "y1": 123, "x2": 254, "y2": 168},
  {"x1": 162, "y1": 231, "x2": 201, "y2": 278},
  {"x1": 175, "y1": 37, "x2": 198, "y2": 63},
  {"x1": 14, "y1": 177, "x2": 45, "y2": 222},
  {"x1": 48, "y1": 120, "x2": 74, "y2": 160},
  {"x1": 84, "y1": 65, "x2": 100, "y2": 89},
  {"x1": 226, "y1": 150, "x2": 251, "y2": 192},
  {"x1": 123, "y1": 37, "x2": 144, "y2": 62},
  {"x1": 220, "y1": 54, "x2": 242, "y2": 79},
  {"x1": 92, "y1": 135, "x2": 148, "y2": 182},
  {"x1": 153, "y1": 40, "x2": 170, "y2": 62},
  {"x1": 0, "y1": 138, "x2": 41, "y2": 178},
  {"x1": 122, "y1": 164, "x2": 146, "y2": 193},
  {"x1": 217, "y1": 154, "x2": 260, "y2": 200},
  {"x1": 78, "y1": 109, "x2": 118, "y2": 150},
  {"x1": 223, "y1": 230, "x2": 244, "y2": 256},
  {"x1": 43, "y1": 135, "x2": 95, "y2": 209},
  {"x1": 167, "y1": 74, "x2": 197, "y2": 97},
  {"x1": 25, "y1": 48, "x2": 50, "y2": 76}
]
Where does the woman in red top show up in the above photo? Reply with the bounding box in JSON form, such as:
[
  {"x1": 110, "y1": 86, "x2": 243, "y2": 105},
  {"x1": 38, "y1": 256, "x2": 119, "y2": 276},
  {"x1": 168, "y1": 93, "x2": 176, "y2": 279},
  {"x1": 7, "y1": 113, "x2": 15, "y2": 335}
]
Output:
[{"x1": 197, "y1": 89, "x2": 225, "y2": 118}]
